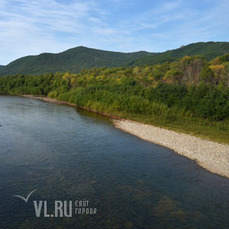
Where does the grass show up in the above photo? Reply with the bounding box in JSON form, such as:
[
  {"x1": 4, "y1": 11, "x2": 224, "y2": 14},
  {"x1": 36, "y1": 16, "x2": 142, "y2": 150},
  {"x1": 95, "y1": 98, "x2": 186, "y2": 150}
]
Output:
[
  {"x1": 122, "y1": 113, "x2": 229, "y2": 145},
  {"x1": 90, "y1": 108, "x2": 229, "y2": 145}
]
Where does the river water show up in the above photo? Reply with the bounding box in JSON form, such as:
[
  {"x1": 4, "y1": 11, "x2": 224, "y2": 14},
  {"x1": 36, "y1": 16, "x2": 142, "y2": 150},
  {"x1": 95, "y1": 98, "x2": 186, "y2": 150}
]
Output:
[{"x1": 0, "y1": 96, "x2": 229, "y2": 229}]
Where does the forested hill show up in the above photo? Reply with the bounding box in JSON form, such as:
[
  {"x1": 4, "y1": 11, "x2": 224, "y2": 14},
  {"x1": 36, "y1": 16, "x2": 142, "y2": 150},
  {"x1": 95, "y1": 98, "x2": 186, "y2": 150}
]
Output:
[
  {"x1": 130, "y1": 42, "x2": 229, "y2": 66},
  {"x1": 1, "y1": 42, "x2": 229, "y2": 76},
  {"x1": 0, "y1": 47, "x2": 154, "y2": 76}
]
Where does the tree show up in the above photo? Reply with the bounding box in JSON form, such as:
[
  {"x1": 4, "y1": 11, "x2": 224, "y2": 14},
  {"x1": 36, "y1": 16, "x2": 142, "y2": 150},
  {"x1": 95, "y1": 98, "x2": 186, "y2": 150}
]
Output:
[
  {"x1": 164, "y1": 69, "x2": 183, "y2": 85},
  {"x1": 199, "y1": 65, "x2": 215, "y2": 84}
]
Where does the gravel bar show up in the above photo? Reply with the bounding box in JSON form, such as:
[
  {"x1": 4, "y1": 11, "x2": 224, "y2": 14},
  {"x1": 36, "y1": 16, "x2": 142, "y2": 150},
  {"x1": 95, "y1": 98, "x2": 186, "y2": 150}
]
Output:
[{"x1": 113, "y1": 119, "x2": 229, "y2": 178}]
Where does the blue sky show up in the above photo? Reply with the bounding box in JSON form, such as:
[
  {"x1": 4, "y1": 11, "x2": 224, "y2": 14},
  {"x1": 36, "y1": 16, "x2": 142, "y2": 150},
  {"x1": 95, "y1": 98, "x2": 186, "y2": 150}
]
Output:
[{"x1": 0, "y1": 0, "x2": 228, "y2": 65}]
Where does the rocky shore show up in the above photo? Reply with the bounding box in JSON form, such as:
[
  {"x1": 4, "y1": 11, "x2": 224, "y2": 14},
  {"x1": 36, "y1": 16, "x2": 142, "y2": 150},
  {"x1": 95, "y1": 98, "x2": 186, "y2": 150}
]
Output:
[{"x1": 113, "y1": 119, "x2": 229, "y2": 178}]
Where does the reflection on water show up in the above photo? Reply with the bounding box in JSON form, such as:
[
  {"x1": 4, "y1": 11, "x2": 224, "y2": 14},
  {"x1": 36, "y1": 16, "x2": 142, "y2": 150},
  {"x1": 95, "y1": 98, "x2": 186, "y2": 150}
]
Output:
[{"x1": 0, "y1": 96, "x2": 229, "y2": 229}]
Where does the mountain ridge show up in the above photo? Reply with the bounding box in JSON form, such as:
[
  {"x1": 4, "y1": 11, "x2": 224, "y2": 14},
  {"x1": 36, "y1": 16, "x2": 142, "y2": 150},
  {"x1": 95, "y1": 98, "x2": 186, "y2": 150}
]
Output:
[
  {"x1": 130, "y1": 41, "x2": 229, "y2": 66},
  {"x1": 1, "y1": 41, "x2": 229, "y2": 76},
  {"x1": 0, "y1": 46, "x2": 154, "y2": 76}
]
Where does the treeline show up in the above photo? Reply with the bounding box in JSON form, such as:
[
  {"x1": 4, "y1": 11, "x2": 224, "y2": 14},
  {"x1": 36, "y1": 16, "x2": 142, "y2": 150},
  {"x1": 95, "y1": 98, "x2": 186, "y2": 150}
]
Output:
[
  {"x1": 0, "y1": 54, "x2": 229, "y2": 142},
  {"x1": 0, "y1": 73, "x2": 69, "y2": 95}
]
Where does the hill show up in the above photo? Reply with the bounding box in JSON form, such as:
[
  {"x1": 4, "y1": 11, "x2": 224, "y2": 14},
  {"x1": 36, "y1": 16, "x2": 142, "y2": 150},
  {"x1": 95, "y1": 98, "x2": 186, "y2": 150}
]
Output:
[
  {"x1": 130, "y1": 41, "x2": 229, "y2": 66},
  {"x1": 1, "y1": 42, "x2": 229, "y2": 76},
  {"x1": 0, "y1": 47, "x2": 154, "y2": 76}
]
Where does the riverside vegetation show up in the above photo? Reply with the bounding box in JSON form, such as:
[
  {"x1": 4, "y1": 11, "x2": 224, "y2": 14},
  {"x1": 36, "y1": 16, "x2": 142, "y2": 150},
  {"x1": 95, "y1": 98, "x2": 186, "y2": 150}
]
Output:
[{"x1": 0, "y1": 54, "x2": 229, "y2": 144}]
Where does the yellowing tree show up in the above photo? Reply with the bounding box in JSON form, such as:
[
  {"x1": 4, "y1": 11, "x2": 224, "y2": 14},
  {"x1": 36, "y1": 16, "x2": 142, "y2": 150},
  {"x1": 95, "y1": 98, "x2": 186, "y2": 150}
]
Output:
[
  {"x1": 62, "y1": 72, "x2": 71, "y2": 81},
  {"x1": 210, "y1": 64, "x2": 225, "y2": 76}
]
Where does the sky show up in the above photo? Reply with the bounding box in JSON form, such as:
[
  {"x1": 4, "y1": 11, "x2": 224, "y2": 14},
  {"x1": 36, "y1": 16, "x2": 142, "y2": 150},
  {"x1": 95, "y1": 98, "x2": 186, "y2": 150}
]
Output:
[{"x1": 0, "y1": 0, "x2": 229, "y2": 65}]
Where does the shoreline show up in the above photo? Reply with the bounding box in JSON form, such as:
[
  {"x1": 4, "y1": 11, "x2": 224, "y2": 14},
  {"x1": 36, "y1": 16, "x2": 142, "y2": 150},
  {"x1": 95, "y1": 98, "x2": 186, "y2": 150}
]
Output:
[
  {"x1": 23, "y1": 95, "x2": 229, "y2": 178},
  {"x1": 114, "y1": 119, "x2": 229, "y2": 179},
  {"x1": 22, "y1": 95, "x2": 122, "y2": 120}
]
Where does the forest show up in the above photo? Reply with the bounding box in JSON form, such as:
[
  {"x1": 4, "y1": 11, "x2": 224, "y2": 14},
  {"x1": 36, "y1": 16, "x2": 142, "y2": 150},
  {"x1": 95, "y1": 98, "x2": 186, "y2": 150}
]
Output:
[
  {"x1": 1, "y1": 42, "x2": 229, "y2": 76},
  {"x1": 0, "y1": 54, "x2": 229, "y2": 144}
]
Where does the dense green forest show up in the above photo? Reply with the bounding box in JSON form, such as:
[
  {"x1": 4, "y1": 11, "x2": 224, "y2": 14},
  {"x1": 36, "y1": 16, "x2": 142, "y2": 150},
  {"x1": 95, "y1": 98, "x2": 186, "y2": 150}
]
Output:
[
  {"x1": 1, "y1": 42, "x2": 229, "y2": 76},
  {"x1": 0, "y1": 47, "x2": 153, "y2": 76},
  {"x1": 1, "y1": 54, "x2": 229, "y2": 143},
  {"x1": 131, "y1": 42, "x2": 229, "y2": 66}
]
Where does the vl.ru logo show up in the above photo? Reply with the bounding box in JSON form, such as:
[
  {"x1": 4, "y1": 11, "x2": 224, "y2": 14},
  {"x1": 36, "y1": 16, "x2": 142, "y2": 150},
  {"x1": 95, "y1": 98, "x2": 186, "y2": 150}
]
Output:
[
  {"x1": 13, "y1": 189, "x2": 37, "y2": 203},
  {"x1": 12, "y1": 189, "x2": 97, "y2": 218}
]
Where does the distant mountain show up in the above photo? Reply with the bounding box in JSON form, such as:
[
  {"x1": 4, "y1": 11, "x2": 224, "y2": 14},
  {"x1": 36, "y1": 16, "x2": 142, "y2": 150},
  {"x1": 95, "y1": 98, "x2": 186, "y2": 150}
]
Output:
[
  {"x1": 0, "y1": 65, "x2": 3, "y2": 76},
  {"x1": 130, "y1": 42, "x2": 229, "y2": 66},
  {"x1": 0, "y1": 47, "x2": 154, "y2": 76},
  {"x1": 1, "y1": 42, "x2": 229, "y2": 76}
]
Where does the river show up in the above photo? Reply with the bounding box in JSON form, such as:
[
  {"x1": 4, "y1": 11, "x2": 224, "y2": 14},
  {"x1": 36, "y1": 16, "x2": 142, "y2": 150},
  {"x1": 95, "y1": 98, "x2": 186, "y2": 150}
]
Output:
[{"x1": 0, "y1": 96, "x2": 229, "y2": 229}]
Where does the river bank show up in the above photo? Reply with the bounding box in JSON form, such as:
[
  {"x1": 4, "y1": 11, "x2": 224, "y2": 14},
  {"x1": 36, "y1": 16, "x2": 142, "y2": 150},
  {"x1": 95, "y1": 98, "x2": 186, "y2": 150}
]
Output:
[
  {"x1": 114, "y1": 119, "x2": 229, "y2": 178},
  {"x1": 22, "y1": 95, "x2": 122, "y2": 119},
  {"x1": 23, "y1": 95, "x2": 229, "y2": 178}
]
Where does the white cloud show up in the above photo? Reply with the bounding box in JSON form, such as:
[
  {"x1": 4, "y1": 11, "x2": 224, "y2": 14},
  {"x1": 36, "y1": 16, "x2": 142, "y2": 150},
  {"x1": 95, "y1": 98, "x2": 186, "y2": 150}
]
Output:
[
  {"x1": 0, "y1": 0, "x2": 107, "y2": 64},
  {"x1": 0, "y1": 0, "x2": 228, "y2": 65},
  {"x1": 112, "y1": 0, "x2": 229, "y2": 52}
]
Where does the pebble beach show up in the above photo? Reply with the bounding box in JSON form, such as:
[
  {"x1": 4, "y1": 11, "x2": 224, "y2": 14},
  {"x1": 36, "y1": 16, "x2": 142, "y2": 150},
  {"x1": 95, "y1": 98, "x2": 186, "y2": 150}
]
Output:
[{"x1": 113, "y1": 119, "x2": 229, "y2": 178}]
